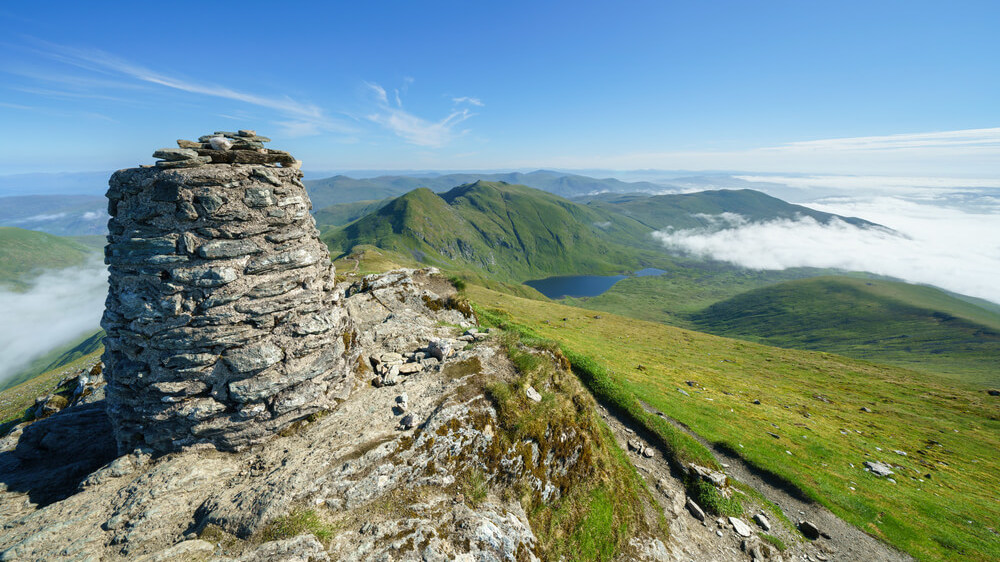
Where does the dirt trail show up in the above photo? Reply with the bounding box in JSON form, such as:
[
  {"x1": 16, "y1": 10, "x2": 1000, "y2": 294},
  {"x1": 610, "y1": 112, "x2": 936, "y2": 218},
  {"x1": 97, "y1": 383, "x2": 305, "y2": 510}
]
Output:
[{"x1": 597, "y1": 396, "x2": 913, "y2": 561}]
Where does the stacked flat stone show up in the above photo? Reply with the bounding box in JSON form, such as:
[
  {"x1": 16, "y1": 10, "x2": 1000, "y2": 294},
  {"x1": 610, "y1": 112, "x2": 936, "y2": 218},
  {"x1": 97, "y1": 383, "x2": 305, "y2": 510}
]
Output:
[
  {"x1": 151, "y1": 129, "x2": 301, "y2": 169},
  {"x1": 101, "y1": 131, "x2": 355, "y2": 454}
]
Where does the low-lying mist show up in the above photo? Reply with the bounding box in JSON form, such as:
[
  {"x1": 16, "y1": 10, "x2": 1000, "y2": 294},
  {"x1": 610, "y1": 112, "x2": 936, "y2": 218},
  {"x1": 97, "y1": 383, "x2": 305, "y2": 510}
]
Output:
[
  {"x1": 653, "y1": 195, "x2": 1000, "y2": 305},
  {"x1": 0, "y1": 259, "x2": 107, "y2": 386}
]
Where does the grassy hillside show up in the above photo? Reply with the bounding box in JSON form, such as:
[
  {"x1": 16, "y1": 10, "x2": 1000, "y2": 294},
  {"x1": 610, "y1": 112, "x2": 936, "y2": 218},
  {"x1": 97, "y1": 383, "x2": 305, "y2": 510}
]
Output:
[
  {"x1": 561, "y1": 262, "x2": 838, "y2": 325},
  {"x1": 1, "y1": 329, "x2": 105, "y2": 392},
  {"x1": 323, "y1": 181, "x2": 658, "y2": 282},
  {"x1": 466, "y1": 283, "x2": 1000, "y2": 562},
  {"x1": 68, "y1": 234, "x2": 109, "y2": 252},
  {"x1": 0, "y1": 227, "x2": 97, "y2": 290},
  {"x1": 586, "y1": 189, "x2": 878, "y2": 230},
  {"x1": 688, "y1": 277, "x2": 1000, "y2": 386},
  {"x1": 0, "y1": 342, "x2": 103, "y2": 435},
  {"x1": 313, "y1": 198, "x2": 393, "y2": 228}
]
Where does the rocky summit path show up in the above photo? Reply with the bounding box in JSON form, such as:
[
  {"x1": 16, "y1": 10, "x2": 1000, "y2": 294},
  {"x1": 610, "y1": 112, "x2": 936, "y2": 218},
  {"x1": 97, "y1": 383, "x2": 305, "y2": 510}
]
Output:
[{"x1": 618, "y1": 399, "x2": 914, "y2": 562}]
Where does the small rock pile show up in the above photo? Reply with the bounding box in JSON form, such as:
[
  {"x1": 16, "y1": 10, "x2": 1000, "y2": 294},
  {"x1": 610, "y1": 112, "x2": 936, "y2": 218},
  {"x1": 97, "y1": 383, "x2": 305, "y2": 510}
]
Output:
[
  {"x1": 627, "y1": 437, "x2": 656, "y2": 459},
  {"x1": 102, "y1": 131, "x2": 355, "y2": 454},
  {"x1": 151, "y1": 130, "x2": 299, "y2": 169},
  {"x1": 369, "y1": 328, "x2": 491, "y2": 388}
]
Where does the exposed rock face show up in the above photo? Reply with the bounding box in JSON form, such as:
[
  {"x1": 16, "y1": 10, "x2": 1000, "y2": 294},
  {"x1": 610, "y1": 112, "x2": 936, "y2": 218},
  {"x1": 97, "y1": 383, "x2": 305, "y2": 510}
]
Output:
[
  {"x1": 101, "y1": 135, "x2": 354, "y2": 454},
  {"x1": 0, "y1": 271, "x2": 550, "y2": 561}
]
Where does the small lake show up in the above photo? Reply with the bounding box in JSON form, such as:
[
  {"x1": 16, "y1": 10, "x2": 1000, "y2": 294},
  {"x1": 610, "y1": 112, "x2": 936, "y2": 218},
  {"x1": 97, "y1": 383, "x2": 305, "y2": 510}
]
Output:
[
  {"x1": 634, "y1": 267, "x2": 667, "y2": 277},
  {"x1": 524, "y1": 268, "x2": 666, "y2": 299}
]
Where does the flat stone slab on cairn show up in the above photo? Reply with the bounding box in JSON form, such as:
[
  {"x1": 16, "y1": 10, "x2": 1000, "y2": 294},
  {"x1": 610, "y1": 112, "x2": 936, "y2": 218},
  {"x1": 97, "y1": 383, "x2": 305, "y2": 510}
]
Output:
[{"x1": 101, "y1": 131, "x2": 355, "y2": 454}]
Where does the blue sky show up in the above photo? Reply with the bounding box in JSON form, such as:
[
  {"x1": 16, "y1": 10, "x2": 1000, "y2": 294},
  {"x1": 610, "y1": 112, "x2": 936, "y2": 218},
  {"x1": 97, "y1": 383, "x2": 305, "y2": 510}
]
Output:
[{"x1": 1, "y1": 0, "x2": 998, "y2": 175}]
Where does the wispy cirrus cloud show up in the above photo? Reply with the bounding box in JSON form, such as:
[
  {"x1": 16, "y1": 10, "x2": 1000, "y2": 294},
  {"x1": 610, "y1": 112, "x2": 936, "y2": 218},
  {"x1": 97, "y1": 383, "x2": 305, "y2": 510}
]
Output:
[
  {"x1": 15, "y1": 39, "x2": 353, "y2": 137},
  {"x1": 538, "y1": 127, "x2": 1000, "y2": 175},
  {"x1": 452, "y1": 96, "x2": 484, "y2": 107},
  {"x1": 365, "y1": 81, "x2": 480, "y2": 148},
  {"x1": 765, "y1": 127, "x2": 1000, "y2": 153},
  {"x1": 0, "y1": 98, "x2": 114, "y2": 122}
]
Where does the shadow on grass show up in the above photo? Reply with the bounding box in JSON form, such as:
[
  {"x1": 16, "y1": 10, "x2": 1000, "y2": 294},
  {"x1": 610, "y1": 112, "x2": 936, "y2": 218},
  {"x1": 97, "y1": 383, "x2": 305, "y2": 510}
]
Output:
[{"x1": 711, "y1": 441, "x2": 815, "y2": 505}]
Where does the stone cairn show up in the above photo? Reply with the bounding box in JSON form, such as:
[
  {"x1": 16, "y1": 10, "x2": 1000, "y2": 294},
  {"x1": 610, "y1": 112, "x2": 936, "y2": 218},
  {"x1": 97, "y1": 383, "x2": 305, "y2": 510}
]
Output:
[{"x1": 101, "y1": 130, "x2": 356, "y2": 454}]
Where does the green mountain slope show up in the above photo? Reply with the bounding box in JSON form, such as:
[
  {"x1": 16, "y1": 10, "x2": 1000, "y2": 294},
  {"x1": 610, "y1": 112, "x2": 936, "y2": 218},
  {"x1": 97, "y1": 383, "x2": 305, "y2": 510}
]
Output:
[
  {"x1": 313, "y1": 198, "x2": 393, "y2": 228},
  {"x1": 323, "y1": 181, "x2": 657, "y2": 282},
  {"x1": 586, "y1": 189, "x2": 878, "y2": 230},
  {"x1": 324, "y1": 185, "x2": 998, "y2": 388},
  {"x1": 469, "y1": 283, "x2": 1000, "y2": 562},
  {"x1": 304, "y1": 170, "x2": 670, "y2": 207},
  {"x1": 0, "y1": 227, "x2": 98, "y2": 290},
  {"x1": 688, "y1": 276, "x2": 1000, "y2": 385},
  {"x1": 1, "y1": 329, "x2": 105, "y2": 392},
  {"x1": 561, "y1": 263, "x2": 844, "y2": 325}
]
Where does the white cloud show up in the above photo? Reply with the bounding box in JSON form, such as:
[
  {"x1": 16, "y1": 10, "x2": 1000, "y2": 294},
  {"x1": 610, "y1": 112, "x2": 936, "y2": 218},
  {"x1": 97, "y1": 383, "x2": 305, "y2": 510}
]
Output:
[
  {"x1": 365, "y1": 81, "x2": 389, "y2": 105},
  {"x1": 25, "y1": 40, "x2": 352, "y2": 135},
  {"x1": 365, "y1": 81, "x2": 478, "y2": 148},
  {"x1": 0, "y1": 260, "x2": 107, "y2": 385},
  {"x1": 452, "y1": 97, "x2": 484, "y2": 107},
  {"x1": 652, "y1": 196, "x2": 1000, "y2": 304},
  {"x1": 81, "y1": 210, "x2": 103, "y2": 220},
  {"x1": 769, "y1": 128, "x2": 1000, "y2": 153},
  {"x1": 689, "y1": 212, "x2": 747, "y2": 227},
  {"x1": 274, "y1": 120, "x2": 322, "y2": 138},
  {"x1": 0, "y1": 100, "x2": 39, "y2": 111},
  {"x1": 735, "y1": 174, "x2": 1000, "y2": 195},
  {"x1": 16, "y1": 212, "x2": 66, "y2": 222},
  {"x1": 538, "y1": 128, "x2": 1000, "y2": 176}
]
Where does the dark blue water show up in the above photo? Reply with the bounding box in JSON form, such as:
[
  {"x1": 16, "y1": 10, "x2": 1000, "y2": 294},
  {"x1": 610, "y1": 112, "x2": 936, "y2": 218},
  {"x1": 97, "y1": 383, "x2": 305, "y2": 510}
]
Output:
[
  {"x1": 634, "y1": 268, "x2": 667, "y2": 277},
  {"x1": 524, "y1": 268, "x2": 666, "y2": 299}
]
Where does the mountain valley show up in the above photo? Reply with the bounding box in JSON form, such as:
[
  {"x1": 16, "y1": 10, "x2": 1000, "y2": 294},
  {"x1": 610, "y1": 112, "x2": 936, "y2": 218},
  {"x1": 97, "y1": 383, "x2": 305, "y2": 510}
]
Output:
[{"x1": 1, "y1": 169, "x2": 998, "y2": 561}]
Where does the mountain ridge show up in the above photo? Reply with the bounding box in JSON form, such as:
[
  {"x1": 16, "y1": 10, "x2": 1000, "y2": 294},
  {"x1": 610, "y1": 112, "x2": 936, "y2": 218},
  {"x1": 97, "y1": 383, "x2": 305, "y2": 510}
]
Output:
[
  {"x1": 323, "y1": 180, "x2": 654, "y2": 282},
  {"x1": 304, "y1": 169, "x2": 675, "y2": 208},
  {"x1": 584, "y1": 188, "x2": 879, "y2": 231},
  {"x1": 687, "y1": 276, "x2": 1000, "y2": 385}
]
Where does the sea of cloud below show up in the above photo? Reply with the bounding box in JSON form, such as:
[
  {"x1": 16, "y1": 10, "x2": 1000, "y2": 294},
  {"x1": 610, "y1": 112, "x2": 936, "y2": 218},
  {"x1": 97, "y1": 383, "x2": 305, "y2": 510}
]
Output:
[
  {"x1": 653, "y1": 188, "x2": 1000, "y2": 305},
  {"x1": 0, "y1": 259, "x2": 107, "y2": 385}
]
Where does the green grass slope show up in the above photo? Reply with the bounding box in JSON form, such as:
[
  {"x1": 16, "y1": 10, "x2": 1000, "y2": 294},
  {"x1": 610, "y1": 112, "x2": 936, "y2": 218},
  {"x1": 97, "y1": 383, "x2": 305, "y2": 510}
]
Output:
[
  {"x1": 468, "y1": 283, "x2": 1000, "y2": 562},
  {"x1": 0, "y1": 341, "x2": 103, "y2": 435},
  {"x1": 561, "y1": 262, "x2": 841, "y2": 325},
  {"x1": 586, "y1": 189, "x2": 878, "y2": 230},
  {"x1": 313, "y1": 198, "x2": 393, "y2": 228},
  {"x1": 323, "y1": 181, "x2": 657, "y2": 282},
  {"x1": 0, "y1": 227, "x2": 97, "y2": 290},
  {"x1": 688, "y1": 277, "x2": 1000, "y2": 386},
  {"x1": 1, "y1": 329, "x2": 105, "y2": 392}
]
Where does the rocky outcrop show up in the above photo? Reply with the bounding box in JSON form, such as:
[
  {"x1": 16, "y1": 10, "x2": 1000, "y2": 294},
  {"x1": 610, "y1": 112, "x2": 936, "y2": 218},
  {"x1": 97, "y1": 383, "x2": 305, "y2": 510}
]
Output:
[
  {"x1": 101, "y1": 133, "x2": 354, "y2": 454},
  {"x1": 0, "y1": 270, "x2": 564, "y2": 561}
]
